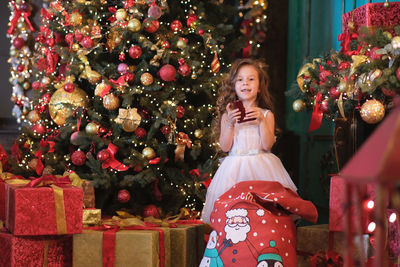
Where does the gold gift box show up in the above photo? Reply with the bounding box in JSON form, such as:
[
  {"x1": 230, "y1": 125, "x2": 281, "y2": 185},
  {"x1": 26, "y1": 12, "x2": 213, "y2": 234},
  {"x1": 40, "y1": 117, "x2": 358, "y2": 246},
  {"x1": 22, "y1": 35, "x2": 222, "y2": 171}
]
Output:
[
  {"x1": 296, "y1": 224, "x2": 372, "y2": 267},
  {"x1": 73, "y1": 228, "x2": 171, "y2": 267},
  {"x1": 170, "y1": 224, "x2": 205, "y2": 267},
  {"x1": 82, "y1": 209, "x2": 101, "y2": 226}
]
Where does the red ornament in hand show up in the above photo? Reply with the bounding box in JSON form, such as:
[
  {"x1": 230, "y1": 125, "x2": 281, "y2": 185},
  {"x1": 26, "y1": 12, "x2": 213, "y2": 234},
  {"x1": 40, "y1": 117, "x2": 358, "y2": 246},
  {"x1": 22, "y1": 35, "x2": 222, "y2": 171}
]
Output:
[
  {"x1": 143, "y1": 204, "x2": 160, "y2": 218},
  {"x1": 71, "y1": 150, "x2": 86, "y2": 166},
  {"x1": 117, "y1": 189, "x2": 131, "y2": 203},
  {"x1": 97, "y1": 149, "x2": 111, "y2": 162},
  {"x1": 159, "y1": 64, "x2": 176, "y2": 82}
]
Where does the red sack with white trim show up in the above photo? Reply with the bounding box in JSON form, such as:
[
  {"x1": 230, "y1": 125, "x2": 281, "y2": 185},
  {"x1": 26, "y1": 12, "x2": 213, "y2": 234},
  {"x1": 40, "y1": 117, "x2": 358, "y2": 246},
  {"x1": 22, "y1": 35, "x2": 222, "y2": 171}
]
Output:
[{"x1": 200, "y1": 181, "x2": 318, "y2": 267}]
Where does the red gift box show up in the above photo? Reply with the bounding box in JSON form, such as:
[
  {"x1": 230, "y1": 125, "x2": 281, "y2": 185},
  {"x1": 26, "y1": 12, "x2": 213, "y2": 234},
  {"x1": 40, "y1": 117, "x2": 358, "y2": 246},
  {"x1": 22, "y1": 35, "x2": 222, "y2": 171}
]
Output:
[
  {"x1": 0, "y1": 230, "x2": 72, "y2": 267},
  {"x1": 342, "y1": 2, "x2": 400, "y2": 33},
  {"x1": 329, "y1": 176, "x2": 378, "y2": 233},
  {"x1": 5, "y1": 181, "x2": 83, "y2": 236}
]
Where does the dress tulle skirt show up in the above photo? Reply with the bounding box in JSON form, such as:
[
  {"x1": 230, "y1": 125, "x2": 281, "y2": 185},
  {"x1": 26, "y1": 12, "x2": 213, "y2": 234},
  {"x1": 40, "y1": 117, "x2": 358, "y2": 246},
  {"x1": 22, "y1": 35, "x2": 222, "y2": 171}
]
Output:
[{"x1": 201, "y1": 152, "x2": 297, "y2": 223}]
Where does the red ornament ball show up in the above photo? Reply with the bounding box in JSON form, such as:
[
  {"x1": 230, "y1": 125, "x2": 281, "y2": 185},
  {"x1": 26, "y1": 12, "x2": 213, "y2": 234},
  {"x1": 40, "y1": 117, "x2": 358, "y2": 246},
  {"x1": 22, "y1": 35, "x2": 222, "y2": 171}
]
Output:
[
  {"x1": 178, "y1": 64, "x2": 191, "y2": 77},
  {"x1": 17, "y1": 65, "x2": 25, "y2": 72},
  {"x1": 32, "y1": 123, "x2": 46, "y2": 135},
  {"x1": 35, "y1": 104, "x2": 46, "y2": 113},
  {"x1": 41, "y1": 92, "x2": 52, "y2": 104},
  {"x1": 140, "y1": 72, "x2": 154, "y2": 86},
  {"x1": 329, "y1": 87, "x2": 340, "y2": 99},
  {"x1": 64, "y1": 83, "x2": 75, "y2": 93},
  {"x1": 319, "y1": 99, "x2": 330, "y2": 114},
  {"x1": 176, "y1": 105, "x2": 185, "y2": 118},
  {"x1": 128, "y1": 45, "x2": 142, "y2": 59},
  {"x1": 143, "y1": 204, "x2": 160, "y2": 218},
  {"x1": 74, "y1": 31, "x2": 84, "y2": 42},
  {"x1": 97, "y1": 149, "x2": 111, "y2": 162},
  {"x1": 186, "y1": 14, "x2": 199, "y2": 27},
  {"x1": 143, "y1": 18, "x2": 159, "y2": 33},
  {"x1": 81, "y1": 36, "x2": 93, "y2": 49},
  {"x1": 117, "y1": 189, "x2": 131, "y2": 203},
  {"x1": 71, "y1": 150, "x2": 86, "y2": 166},
  {"x1": 170, "y1": 20, "x2": 183, "y2": 31},
  {"x1": 134, "y1": 127, "x2": 147, "y2": 139},
  {"x1": 159, "y1": 64, "x2": 176, "y2": 82},
  {"x1": 32, "y1": 81, "x2": 41, "y2": 90},
  {"x1": 161, "y1": 125, "x2": 171, "y2": 135},
  {"x1": 70, "y1": 131, "x2": 82, "y2": 146},
  {"x1": 125, "y1": 72, "x2": 135, "y2": 83},
  {"x1": 148, "y1": 5, "x2": 162, "y2": 19},
  {"x1": 198, "y1": 29, "x2": 204, "y2": 36},
  {"x1": 13, "y1": 37, "x2": 25, "y2": 49},
  {"x1": 396, "y1": 67, "x2": 400, "y2": 81}
]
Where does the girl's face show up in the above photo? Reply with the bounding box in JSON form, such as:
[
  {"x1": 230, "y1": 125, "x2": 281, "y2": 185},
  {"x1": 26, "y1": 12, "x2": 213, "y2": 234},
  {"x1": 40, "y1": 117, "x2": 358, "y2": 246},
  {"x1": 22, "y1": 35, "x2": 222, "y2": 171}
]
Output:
[{"x1": 234, "y1": 64, "x2": 260, "y2": 103}]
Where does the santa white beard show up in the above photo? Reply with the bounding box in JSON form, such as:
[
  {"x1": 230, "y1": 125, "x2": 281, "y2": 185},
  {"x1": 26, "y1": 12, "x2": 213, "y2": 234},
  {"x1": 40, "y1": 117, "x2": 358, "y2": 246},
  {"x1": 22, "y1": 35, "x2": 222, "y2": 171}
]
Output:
[{"x1": 224, "y1": 223, "x2": 251, "y2": 244}]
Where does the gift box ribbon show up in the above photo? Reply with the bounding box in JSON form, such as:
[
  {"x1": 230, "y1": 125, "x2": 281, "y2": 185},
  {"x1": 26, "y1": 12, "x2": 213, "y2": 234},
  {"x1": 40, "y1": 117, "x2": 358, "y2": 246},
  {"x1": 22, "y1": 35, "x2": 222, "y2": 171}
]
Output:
[{"x1": 27, "y1": 175, "x2": 72, "y2": 235}]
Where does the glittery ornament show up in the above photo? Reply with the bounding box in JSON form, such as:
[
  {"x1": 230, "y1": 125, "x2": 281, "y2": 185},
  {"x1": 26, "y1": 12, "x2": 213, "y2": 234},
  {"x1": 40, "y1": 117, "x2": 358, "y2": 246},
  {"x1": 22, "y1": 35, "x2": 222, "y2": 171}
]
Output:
[
  {"x1": 319, "y1": 99, "x2": 329, "y2": 114},
  {"x1": 95, "y1": 82, "x2": 111, "y2": 97},
  {"x1": 70, "y1": 12, "x2": 83, "y2": 26},
  {"x1": 148, "y1": 5, "x2": 162, "y2": 19},
  {"x1": 142, "y1": 147, "x2": 156, "y2": 159},
  {"x1": 41, "y1": 93, "x2": 52, "y2": 104},
  {"x1": 71, "y1": 150, "x2": 86, "y2": 166},
  {"x1": 143, "y1": 204, "x2": 160, "y2": 218},
  {"x1": 115, "y1": 9, "x2": 128, "y2": 21},
  {"x1": 127, "y1": 18, "x2": 141, "y2": 32},
  {"x1": 97, "y1": 149, "x2": 111, "y2": 162},
  {"x1": 115, "y1": 108, "x2": 141, "y2": 132},
  {"x1": 140, "y1": 72, "x2": 154, "y2": 86},
  {"x1": 329, "y1": 87, "x2": 341, "y2": 99},
  {"x1": 211, "y1": 53, "x2": 220, "y2": 73},
  {"x1": 27, "y1": 110, "x2": 40, "y2": 123},
  {"x1": 360, "y1": 100, "x2": 385, "y2": 124},
  {"x1": 143, "y1": 18, "x2": 159, "y2": 33},
  {"x1": 170, "y1": 20, "x2": 183, "y2": 31},
  {"x1": 118, "y1": 189, "x2": 131, "y2": 203},
  {"x1": 176, "y1": 105, "x2": 185, "y2": 118},
  {"x1": 103, "y1": 94, "x2": 120, "y2": 110},
  {"x1": 129, "y1": 45, "x2": 142, "y2": 59},
  {"x1": 81, "y1": 36, "x2": 93, "y2": 49},
  {"x1": 117, "y1": 63, "x2": 128, "y2": 74},
  {"x1": 159, "y1": 64, "x2": 176, "y2": 81},
  {"x1": 194, "y1": 129, "x2": 204, "y2": 139},
  {"x1": 49, "y1": 87, "x2": 89, "y2": 125},
  {"x1": 178, "y1": 63, "x2": 191, "y2": 77},
  {"x1": 292, "y1": 99, "x2": 305, "y2": 112},
  {"x1": 134, "y1": 127, "x2": 146, "y2": 138},
  {"x1": 162, "y1": 41, "x2": 170, "y2": 48},
  {"x1": 85, "y1": 122, "x2": 99, "y2": 135}
]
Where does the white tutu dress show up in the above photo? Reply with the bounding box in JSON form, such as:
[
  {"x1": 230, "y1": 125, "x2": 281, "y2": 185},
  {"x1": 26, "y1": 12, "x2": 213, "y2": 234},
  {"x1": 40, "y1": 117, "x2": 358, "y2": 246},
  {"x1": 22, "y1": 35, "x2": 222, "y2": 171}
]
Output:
[{"x1": 201, "y1": 110, "x2": 298, "y2": 223}]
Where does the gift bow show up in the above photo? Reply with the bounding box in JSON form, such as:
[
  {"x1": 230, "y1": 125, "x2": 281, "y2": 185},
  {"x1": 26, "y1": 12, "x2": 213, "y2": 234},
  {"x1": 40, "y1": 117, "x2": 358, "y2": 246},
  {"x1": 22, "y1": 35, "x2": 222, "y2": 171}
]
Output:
[
  {"x1": 102, "y1": 143, "x2": 129, "y2": 171},
  {"x1": 8, "y1": 1, "x2": 35, "y2": 35}
]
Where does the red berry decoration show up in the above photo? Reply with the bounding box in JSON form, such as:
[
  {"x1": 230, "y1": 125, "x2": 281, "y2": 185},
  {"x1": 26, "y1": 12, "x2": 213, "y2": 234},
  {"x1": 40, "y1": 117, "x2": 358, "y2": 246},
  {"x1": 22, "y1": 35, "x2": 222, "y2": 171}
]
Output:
[
  {"x1": 71, "y1": 150, "x2": 86, "y2": 166},
  {"x1": 64, "y1": 83, "x2": 75, "y2": 93},
  {"x1": 81, "y1": 36, "x2": 93, "y2": 49},
  {"x1": 117, "y1": 189, "x2": 131, "y2": 203},
  {"x1": 170, "y1": 20, "x2": 183, "y2": 31},
  {"x1": 176, "y1": 105, "x2": 185, "y2": 118},
  {"x1": 134, "y1": 127, "x2": 146, "y2": 139},
  {"x1": 143, "y1": 18, "x2": 159, "y2": 33},
  {"x1": 159, "y1": 64, "x2": 176, "y2": 82},
  {"x1": 97, "y1": 149, "x2": 111, "y2": 162},
  {"x1": 41, "y1": 92, "x2": 52, "y2": 104},
  {"x1": 13, "y1": 37, "x2": 25, "y2": 49},
  {"x1": 129, "y1": 45, "x2": 142, "y2": 59},
  {"x1": 143, "y1": 204, "x2": 160, "y2": 218}
]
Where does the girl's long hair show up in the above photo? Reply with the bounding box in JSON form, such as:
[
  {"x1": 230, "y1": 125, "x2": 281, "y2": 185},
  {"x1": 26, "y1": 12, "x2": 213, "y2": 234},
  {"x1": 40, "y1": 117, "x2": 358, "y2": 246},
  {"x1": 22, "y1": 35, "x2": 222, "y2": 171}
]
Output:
[{"x1": 212, "y1": 58, "x2": 274, "y2": 146}]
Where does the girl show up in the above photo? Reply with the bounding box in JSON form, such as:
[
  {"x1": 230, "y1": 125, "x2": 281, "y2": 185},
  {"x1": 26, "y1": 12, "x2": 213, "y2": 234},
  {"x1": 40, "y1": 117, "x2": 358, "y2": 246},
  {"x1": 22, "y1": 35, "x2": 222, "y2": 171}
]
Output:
[{"x1": 201, "y1": 58, "x2": 297, "y2": 223}]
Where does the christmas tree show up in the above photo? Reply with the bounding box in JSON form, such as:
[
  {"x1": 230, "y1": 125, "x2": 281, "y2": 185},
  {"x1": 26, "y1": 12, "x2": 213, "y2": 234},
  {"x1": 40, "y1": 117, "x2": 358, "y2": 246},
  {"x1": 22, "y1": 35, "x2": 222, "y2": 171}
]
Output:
[{"x1": 10, "y1": 0, "x2": 247, "y2": 216}]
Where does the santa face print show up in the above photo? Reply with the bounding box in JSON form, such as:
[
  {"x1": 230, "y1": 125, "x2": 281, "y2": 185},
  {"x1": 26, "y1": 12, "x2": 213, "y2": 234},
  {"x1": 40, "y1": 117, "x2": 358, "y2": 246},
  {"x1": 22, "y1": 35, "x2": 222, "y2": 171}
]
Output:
[{"x1": 224, "y1": 215, "x2": 251, "y2": 244}]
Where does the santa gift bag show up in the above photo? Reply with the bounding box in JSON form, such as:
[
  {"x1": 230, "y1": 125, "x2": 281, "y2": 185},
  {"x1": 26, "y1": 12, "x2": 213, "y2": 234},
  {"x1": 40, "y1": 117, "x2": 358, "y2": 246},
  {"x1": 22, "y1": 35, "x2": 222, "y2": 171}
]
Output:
[{"x1": 200, "y1": 181, "x2": 318, "y2": 267}]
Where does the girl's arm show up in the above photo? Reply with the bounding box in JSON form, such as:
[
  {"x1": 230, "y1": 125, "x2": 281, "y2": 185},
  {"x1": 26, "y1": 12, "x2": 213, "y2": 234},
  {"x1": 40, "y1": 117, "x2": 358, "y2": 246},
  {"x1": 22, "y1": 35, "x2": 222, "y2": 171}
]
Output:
[
  {"x1": 219, "y1": 107, "x2": 241, "y2": 152},
  {"x1": 244, "y1": 108, "x2": 276, "y2": 151}
]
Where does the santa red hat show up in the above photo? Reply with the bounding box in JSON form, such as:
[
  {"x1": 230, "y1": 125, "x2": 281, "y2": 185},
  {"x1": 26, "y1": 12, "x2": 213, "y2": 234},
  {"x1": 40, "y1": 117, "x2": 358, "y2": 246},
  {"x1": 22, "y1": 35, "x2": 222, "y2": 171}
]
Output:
[{"x1": 225, "y1": 208, "x2": 248, "y2": 219}]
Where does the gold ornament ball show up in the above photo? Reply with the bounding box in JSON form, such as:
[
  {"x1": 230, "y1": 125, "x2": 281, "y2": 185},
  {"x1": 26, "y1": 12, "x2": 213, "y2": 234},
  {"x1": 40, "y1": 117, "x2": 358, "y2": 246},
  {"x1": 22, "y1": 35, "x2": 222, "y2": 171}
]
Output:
[
  {"x1": 95, "y1": 82, "x2": 110, "y2": 97},
  {"x1": 72, "y1": 43, "x2": 80, "y2": 51},
  {"x1": 383, "y1": 31, "x2": 392, "y2": 40},
  {"x1": 360, "y1": 99, "x2": 385, "y2": 124},
  {"x1": 23, "y1": 81, "x2": 30, "y2": 90},
  {"x1": 142, "y1": 147, "x2": 156, "y2": 159},
  {"x1": 49, "y1": 87, "x2": 89, "y2": 125},
  {"x1": 17, "y1": 22, "x2": 26, "y2": 30},
  {"x1": 140, "y1": 72, "x2": 154, "y2": 86},
  {"x1": 176, "y1": 39, "x2": 187, "y2": 50},
  {"x1": 70, "y1": 12, "x2": 83, "y2": 26},
  {"x1": 103, "y1": 94, "x2": 120, "y2": 110},
  {"x1": 128, "y1": 18, "x2": 141, "y2": 32},
  {"x1": 115, "y1": 9, "x2": 128, "y2": 21},
  {"x1": 191, "y1": 72, "x2": 197, "y2": 79},
  {"x1": 194, "y1": 129, "x2": 204, "y2": 139},
  {"x1": 391, "y1": 36, "x2": 400, "y2": 50},
  {"x1": 85, "y1": 122, "x2": 99, "y2": 135},
  {"x1": 27, "y1": 110, "x2": 40, "y2": 123},
  {"x1": 122, "y1": 120, "x2": 139, "y2": 132},
  {"x1": 18, "y1": 76, "x2": 25, "y2": 83},
  {"x1": 292, "y1": 99, "x2": 306, "y2": 112}
]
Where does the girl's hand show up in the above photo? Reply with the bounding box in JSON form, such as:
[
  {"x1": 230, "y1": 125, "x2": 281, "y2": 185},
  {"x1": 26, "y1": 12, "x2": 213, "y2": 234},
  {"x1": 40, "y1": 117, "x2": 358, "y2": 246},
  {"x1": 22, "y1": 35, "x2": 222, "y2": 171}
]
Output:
[
  {"x1": 244, "y1": 107, "x2": 265, "y2": 121},
  {"x1": 226, "y1": 104, "x2": 242, "y2": 127}
]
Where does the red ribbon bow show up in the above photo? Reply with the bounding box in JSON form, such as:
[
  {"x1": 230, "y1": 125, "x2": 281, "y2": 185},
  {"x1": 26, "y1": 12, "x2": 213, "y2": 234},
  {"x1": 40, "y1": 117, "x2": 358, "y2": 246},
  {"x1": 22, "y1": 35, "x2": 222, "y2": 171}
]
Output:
[
  {"x1": 338, "y1": 32, "x2": 360, "y2": 56},
  {"x1": 8, "y1": 1, "x2": 35, "y2": 35},
  {"x1": 108, "y1": 7, "x2": 117, "y2": 23},
  {"x1": 102, "y1": 143, "x2": 129, "y2": 171}
]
